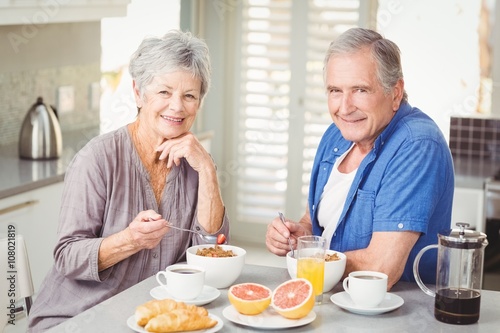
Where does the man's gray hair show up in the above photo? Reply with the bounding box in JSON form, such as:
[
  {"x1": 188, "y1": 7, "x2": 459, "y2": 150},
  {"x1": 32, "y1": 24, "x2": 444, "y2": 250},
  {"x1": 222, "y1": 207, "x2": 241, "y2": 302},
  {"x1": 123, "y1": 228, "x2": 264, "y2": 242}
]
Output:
[{"x1": 323, "y1": 28, "x2": 408, "y2": 103}]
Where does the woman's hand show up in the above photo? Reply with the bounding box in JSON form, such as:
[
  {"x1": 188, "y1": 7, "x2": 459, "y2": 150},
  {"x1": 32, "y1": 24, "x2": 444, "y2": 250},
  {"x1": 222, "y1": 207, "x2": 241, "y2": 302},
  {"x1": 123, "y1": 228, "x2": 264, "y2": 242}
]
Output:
[
  {"x1": 98, "y1": 210, "x2": 169, "y2": 271},
  {"x1": 126, "y1": 210, "x2": 170, "y2": 250},
  {"x1": 155, "y1": 132, "x2": 214, "y2": 173}
]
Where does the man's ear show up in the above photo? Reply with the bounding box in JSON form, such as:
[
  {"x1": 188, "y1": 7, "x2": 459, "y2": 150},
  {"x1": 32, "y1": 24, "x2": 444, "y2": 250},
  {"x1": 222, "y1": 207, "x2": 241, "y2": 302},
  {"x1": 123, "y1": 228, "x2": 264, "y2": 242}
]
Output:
[{"x1": 392, "y1": 78, "x2": 404, "y2": 110}]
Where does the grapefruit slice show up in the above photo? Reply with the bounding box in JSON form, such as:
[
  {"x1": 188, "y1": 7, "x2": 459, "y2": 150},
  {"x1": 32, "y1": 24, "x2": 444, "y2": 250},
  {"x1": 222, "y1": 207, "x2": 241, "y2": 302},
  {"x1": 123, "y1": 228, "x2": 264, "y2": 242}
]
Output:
[
  {"x1": 271, "y1": 278, "x2": 314, "y2": 319},
  {"x1": 228, "y1": 282, "x2": 272, "y2": 315}
]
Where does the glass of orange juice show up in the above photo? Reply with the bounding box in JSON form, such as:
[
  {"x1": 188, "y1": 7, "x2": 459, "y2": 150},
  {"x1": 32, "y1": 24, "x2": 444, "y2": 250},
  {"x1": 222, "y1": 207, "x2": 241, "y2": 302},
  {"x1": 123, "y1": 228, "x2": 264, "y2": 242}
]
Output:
[{"x1": 297, "y1": 235, "x2": 326, "y2": 304}]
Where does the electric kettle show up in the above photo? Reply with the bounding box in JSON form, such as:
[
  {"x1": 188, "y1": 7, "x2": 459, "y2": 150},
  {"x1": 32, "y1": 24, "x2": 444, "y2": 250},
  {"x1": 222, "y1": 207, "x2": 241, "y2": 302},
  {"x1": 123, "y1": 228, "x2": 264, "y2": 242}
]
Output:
[
  {"x1": 19, "y1": 97, "x2": 62, "y2": 160},
  {"x1": 413, "y1": 222, "x2": 488, "y2": 325}
]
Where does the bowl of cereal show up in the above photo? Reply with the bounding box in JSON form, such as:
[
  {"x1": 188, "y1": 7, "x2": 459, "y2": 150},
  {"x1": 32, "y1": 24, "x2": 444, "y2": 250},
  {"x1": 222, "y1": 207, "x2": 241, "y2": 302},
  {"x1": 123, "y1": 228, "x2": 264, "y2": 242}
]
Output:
[
  {"x1": 286, "y1": 249, "x2": 346, "y2": 293},
  {"x1": 186, "y1": 244, "x2": 246, "y2": 288}
]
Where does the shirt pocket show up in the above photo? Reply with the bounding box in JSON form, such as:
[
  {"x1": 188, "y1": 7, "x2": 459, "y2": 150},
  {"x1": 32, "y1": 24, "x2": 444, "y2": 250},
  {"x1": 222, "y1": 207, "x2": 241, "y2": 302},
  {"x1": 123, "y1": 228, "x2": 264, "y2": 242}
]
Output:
[{"x1": 347, "y1": 189, "x2": 375, "y2": 241}]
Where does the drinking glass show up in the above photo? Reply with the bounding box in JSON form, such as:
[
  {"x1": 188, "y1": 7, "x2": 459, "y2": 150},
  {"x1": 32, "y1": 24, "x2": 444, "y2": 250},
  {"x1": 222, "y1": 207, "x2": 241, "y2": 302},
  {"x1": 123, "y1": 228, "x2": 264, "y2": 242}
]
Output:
[{"x1": 297, "y1": 235, "x2": 326, "y2": 304}]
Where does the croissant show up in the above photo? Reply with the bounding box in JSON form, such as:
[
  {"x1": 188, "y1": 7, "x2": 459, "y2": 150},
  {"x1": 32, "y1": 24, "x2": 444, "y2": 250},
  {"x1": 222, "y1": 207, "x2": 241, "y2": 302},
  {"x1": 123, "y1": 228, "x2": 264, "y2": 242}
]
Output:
[
  {"x1": 135, "y1": 299, "x2": 208, "y2": 326},
  {"x1": 144, "y1": 309, "x2": 217, "y2": 333}
]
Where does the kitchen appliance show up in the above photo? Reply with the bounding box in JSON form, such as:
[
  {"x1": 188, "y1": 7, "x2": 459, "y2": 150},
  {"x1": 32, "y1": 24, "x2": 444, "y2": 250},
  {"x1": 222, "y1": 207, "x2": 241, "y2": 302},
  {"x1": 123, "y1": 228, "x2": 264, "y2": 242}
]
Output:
[
  {"x1": 19, "y1": 97, "x2": 62, "y2": 160},
  {"x1": 413, "y1": 222, "x2": 488, "y2": 325},
  {"x1": 484, "y1": 172, "x2": 500, "y2": 272}
]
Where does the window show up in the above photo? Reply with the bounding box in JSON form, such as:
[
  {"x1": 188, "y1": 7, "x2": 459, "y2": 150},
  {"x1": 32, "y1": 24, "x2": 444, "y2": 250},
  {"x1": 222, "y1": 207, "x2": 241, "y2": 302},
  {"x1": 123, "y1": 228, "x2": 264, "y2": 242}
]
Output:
[{"x1": 227, "y1": 0, "x2": 369, "y2": 241}]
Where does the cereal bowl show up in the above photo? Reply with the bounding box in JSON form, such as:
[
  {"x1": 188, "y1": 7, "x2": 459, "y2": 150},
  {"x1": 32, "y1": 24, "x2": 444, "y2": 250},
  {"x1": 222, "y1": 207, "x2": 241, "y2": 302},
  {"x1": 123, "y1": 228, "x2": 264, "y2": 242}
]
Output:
[
  {"x1": 186, "y1": 244, "x2": 246, "y2": 289},
  {"x1": 286, "y1": 249, "x2": 346, "y2": 293}
]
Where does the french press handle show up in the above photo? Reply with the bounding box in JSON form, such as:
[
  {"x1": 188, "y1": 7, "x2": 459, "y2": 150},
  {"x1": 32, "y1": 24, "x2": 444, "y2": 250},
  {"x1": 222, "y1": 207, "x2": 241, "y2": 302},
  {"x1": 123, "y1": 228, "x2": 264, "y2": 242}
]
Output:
[{"x1": 413, "y1": 244, "x2": 437, "y2": 297}]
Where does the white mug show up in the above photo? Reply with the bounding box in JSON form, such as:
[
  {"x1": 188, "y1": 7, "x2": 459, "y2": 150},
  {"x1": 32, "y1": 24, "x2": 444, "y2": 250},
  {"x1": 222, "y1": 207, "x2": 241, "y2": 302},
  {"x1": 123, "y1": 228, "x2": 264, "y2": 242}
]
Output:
[
  {"x1": 155, "y1": 264, "x2": 205, "y2": 300},
  {"x1": 343, "y1": 271, "x2": 388, "y2": 308}
]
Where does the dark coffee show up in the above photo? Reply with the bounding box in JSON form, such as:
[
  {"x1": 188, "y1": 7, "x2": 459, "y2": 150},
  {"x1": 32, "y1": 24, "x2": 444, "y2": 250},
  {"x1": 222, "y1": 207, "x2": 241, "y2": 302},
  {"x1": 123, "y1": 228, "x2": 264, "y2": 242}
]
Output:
[
  {"x1": 355, "y1": 275, "x2": 382, "y2": 280},
  {"x1": 435, "y1": 288, "x2": 480, "y2": 325},
  {"x1": 171, "y1": 269, "x2": 201, "y2": 274}
]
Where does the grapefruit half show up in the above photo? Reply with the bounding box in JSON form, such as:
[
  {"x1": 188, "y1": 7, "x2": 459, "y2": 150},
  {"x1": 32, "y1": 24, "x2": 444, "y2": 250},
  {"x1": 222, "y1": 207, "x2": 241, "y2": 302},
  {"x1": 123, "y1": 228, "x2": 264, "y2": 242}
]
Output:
[
  {"x1": 228, "y1": 282, "x2": 272, "y2": 315},
  {"x1": 271, "y1": 278, "x2": 314, "y2": 319}
]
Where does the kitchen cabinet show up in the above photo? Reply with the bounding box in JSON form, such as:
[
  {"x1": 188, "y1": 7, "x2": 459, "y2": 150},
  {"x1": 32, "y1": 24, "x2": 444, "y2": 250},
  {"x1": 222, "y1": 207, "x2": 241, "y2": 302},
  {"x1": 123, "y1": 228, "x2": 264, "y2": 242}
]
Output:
[
  {"x1": 0, "y1": 182, "x2": 63, "y2": 293},
  {"x1": 0, "y1": 0, "x2": 130, "y2": 26},
  {"x1": 451, "y1": 187, "x2": 484, "y2": 232}
]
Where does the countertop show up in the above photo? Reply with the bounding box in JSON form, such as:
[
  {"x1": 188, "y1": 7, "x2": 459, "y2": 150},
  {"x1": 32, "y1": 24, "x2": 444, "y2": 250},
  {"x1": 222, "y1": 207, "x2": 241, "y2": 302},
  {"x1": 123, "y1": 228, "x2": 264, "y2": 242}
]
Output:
[
  {"x1": 0, "y1": 130, "x2": 496, "y2": 199},
  {"x1": 46, "y1": 264, "x2": 500, "y2": 332},
  {"x1": 0, "y1": 127, "x2": 100, "y2": 199}
]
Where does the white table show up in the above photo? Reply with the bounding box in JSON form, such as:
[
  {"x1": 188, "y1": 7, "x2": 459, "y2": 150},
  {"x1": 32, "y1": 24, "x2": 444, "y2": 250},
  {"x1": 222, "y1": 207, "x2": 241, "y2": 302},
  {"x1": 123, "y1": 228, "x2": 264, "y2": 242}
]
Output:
[{"x1": 47, "y1": 264, "x2": 500, "y2": 332}]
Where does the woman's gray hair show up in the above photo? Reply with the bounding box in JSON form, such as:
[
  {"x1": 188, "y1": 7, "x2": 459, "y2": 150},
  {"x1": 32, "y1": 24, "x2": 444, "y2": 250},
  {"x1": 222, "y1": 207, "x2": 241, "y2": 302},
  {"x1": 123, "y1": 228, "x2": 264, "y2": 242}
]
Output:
[
  {"x1": 129, "y1": 30, "x2": 211, "y2": 102},
  {"x1": 323, "y1": 27, "x2": 408, "y2": 103}
]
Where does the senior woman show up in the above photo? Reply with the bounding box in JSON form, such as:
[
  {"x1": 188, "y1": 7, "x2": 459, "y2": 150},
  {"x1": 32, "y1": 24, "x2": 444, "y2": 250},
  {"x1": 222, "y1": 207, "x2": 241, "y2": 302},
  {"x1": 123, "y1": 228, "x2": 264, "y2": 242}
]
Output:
[{"x1": 28, "y1": 30, "x2": 228, "y2": 332}]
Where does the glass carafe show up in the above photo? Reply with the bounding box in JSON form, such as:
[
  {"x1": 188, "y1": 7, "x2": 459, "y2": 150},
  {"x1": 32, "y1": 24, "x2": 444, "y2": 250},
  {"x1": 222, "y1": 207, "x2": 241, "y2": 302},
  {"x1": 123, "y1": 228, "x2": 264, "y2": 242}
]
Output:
[{"x1": 413, "y1": 222, "x2": 488, "y2": 325}]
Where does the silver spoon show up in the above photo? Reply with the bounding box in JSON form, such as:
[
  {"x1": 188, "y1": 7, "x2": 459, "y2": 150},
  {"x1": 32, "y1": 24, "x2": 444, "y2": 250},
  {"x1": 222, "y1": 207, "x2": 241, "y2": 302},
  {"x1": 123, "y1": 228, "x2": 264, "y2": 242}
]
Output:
[
  {"x1": 278, "y1": 212, "x2": 294, "y2": 258},
  {"x1": 166, "y1": 223, "x2": 220, "y2": 244},
  {"x1": 148, "y1": 217, "x2": 220, "y2": 244}
]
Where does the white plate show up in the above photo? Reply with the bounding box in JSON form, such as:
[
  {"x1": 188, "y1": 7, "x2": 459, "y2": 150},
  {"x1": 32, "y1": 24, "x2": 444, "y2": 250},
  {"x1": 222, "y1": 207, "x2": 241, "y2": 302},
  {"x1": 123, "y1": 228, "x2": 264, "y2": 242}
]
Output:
[
  {"x1": 126, "y1": 313, "x2": 223, "y2": 333},
  {"x1": 150, "y1": 285, "x2": 220, "y2": 306},
  {"x1": 222, "y1": 305, "x2": 316, "y2": 330},
  {"x1": 330, "y1": 291, "x2": 404, "y2": 315}
]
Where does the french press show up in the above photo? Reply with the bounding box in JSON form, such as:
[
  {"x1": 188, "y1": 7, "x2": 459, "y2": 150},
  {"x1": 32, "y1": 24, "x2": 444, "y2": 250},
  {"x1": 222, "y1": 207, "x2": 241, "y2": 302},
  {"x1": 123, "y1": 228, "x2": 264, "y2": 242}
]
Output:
[{"x1": 413, "y1": 222, "x2": 488, "y2": 325}]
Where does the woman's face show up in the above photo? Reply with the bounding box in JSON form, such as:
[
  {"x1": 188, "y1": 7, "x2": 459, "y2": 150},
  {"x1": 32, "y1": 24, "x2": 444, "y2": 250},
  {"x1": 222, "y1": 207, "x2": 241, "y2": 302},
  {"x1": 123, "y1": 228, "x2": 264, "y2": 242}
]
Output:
[{"x1": 134, "y1": 71, "x2": 202, "y2": 141}]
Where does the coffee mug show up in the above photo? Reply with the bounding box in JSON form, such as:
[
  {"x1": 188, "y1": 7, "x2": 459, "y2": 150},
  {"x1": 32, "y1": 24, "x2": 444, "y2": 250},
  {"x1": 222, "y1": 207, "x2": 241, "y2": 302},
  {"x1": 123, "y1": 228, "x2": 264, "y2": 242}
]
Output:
[
  {"x1": 342, "y1": 271, "x2": 388, "y2": 308},
  {"x1": 155, "y1": 264, "x2": 205, "y2": 300}
]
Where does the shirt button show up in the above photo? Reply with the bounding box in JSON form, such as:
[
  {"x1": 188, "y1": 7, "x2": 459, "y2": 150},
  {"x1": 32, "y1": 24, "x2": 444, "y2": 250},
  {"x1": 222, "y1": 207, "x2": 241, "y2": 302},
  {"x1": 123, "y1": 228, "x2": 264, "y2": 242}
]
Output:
[
  {"x1": 333, "y1": 148, "x2": 338, "y2": 152},
  {"x1": 398, "y1": 223, "x2": 404, "y2": 229},
  {"x1": 152, "y1": 253, "x2": 158, "y2": 258}
]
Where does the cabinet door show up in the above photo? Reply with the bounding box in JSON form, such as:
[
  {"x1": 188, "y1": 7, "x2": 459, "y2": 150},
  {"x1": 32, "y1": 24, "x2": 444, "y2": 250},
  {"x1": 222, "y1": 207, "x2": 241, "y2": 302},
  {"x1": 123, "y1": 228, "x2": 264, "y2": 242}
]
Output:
[{"x1": 0, "y1": 182, "x2": 63, "y2": 293}]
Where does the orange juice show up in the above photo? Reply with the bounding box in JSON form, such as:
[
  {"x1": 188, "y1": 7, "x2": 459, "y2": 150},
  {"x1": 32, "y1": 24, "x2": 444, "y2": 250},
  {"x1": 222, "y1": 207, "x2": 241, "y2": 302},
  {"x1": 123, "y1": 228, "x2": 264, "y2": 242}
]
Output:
[{"x1": 297, "y1": 257, "x2": 324, "y2": 298}]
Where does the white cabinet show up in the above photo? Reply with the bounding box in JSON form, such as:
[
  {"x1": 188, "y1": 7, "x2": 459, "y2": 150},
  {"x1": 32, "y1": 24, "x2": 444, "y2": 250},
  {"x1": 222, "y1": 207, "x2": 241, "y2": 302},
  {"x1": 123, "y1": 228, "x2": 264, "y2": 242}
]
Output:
[
  {"x1": 0, "y1": 0, "x2": 130, "y2": 26},
  {"x1": 451, "y1": 187, "x2": 484, "y2": 232},
  {"x1": 0, "y1": 182, "x2": 63, "y2": 293}
]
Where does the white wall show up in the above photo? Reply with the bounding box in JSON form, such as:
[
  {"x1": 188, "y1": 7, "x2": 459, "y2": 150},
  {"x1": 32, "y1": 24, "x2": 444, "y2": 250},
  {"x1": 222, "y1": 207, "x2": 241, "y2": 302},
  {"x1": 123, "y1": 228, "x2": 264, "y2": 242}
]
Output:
[{"x1": 377, "y1": 0, "x2": 483, "y2": 141}]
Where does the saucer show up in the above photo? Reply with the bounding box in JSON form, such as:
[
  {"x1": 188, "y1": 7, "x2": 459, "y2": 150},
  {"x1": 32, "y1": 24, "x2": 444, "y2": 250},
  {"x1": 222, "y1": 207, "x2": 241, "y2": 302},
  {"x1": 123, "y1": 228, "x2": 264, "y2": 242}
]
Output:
[
  {"x1": 150, "y1": 285, "x2": 220, "y2": 306},
  {"x1": 330, "y1": 291, "x2": 404, "y2": 315},
  {"x1": 222, "y1": 306, "x2": 316, "y2": 330}
]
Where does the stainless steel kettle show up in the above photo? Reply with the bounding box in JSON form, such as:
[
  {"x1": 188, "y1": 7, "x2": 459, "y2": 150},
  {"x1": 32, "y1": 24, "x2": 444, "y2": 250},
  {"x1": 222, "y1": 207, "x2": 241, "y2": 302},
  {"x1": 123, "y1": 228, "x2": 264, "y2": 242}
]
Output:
[{"x1": 19, "y1": 97, "x2": 62, "y2": 160}]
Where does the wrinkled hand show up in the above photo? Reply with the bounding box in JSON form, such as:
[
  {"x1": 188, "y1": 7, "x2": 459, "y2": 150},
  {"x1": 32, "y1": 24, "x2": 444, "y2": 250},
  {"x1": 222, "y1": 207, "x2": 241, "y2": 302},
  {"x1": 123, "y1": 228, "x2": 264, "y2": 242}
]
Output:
[
  {"x1": 155, "y1": 132, "x2": 213, "y2": 172},
  {"x1": 266, "y1": 217, "x2": 308, "y2": 256},
  {"x1": 126, "y1": 210, "x2": 169, "y2": 250}
]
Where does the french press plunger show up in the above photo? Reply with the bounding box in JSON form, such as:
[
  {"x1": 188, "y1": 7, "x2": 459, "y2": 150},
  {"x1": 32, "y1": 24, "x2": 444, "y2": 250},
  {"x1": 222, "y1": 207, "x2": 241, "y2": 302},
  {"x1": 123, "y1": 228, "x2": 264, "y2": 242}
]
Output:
[{"x1": 413, "y1": 222, "x2": 488, "y2": 325}]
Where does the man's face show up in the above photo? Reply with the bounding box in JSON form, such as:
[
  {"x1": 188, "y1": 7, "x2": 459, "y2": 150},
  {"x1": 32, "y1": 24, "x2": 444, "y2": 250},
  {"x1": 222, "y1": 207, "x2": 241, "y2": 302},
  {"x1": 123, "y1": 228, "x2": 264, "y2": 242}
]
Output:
[{"x1": 325, "y1": 47, "x2": 403, "y2": 150}]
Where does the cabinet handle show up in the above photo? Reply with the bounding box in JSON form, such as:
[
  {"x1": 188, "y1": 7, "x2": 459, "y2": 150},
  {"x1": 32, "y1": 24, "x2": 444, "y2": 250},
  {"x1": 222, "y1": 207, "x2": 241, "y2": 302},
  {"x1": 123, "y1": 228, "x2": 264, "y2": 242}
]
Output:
[{"x1": 0, "y1": 200, "x2": 39, "y2": 215}]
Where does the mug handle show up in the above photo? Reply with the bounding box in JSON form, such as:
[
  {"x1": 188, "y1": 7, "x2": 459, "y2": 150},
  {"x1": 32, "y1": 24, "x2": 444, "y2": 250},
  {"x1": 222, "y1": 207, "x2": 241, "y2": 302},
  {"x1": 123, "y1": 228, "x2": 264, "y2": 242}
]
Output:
[
  {"x1": 412, "y1": 244, "x2": 437, "y2": 297},
  {"x1": 156, "y1": 271, "x2": 168, "y2": 288},
  {"x1": 342, "y1": 277, "x2": 350, "y2": 294}
]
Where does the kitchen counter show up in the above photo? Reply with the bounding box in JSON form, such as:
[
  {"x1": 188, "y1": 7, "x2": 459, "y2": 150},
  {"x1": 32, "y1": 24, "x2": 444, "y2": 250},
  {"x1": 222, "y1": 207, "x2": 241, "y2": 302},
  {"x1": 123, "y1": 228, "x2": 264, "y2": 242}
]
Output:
[{"x1": 0, "y1": 127, "x2": 100, "y2": 199}]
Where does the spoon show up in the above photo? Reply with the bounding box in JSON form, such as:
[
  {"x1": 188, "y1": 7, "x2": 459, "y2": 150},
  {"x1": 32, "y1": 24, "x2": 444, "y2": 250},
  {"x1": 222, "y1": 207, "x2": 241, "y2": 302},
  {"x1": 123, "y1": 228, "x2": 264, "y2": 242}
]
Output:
[
  {"x1": 147, "y1": 217, "x2": 220, "y2": 244},
  {"x1": 166, "y1": 223, "x2": 221, "y2": 244},
  {"x1": 278, "y1": 212, "x2": 294, "y2": 258}
]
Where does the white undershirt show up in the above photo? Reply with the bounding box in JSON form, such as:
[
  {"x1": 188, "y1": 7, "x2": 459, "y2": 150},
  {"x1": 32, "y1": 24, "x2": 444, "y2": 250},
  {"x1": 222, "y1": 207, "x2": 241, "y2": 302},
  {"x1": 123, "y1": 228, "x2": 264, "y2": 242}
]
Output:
[{"x1": 317, "y1": 144, "x2": 357, "y2": 248}]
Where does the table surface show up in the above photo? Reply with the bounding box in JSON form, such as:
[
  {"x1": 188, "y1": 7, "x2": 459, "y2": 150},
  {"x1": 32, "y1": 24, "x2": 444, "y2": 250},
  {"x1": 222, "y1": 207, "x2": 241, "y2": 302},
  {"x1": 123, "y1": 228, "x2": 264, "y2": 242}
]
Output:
[{"x1": 46, "y1": 264, "x2": 500, "y2": 333}]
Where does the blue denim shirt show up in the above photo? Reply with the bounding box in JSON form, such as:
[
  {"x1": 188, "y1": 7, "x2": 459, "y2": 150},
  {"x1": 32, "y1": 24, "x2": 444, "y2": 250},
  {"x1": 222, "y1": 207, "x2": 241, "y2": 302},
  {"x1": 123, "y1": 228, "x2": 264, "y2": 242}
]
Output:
[{"x1": 308, "y1": 102, "x2": 454, "y2": 283}]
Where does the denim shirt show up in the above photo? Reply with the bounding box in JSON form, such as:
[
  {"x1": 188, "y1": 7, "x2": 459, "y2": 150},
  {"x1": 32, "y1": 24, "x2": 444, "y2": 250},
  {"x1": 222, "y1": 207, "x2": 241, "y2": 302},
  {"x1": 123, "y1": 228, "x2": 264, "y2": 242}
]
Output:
[{"x1": 308, "y1": 102, "x2": 454, "y2": 283}]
